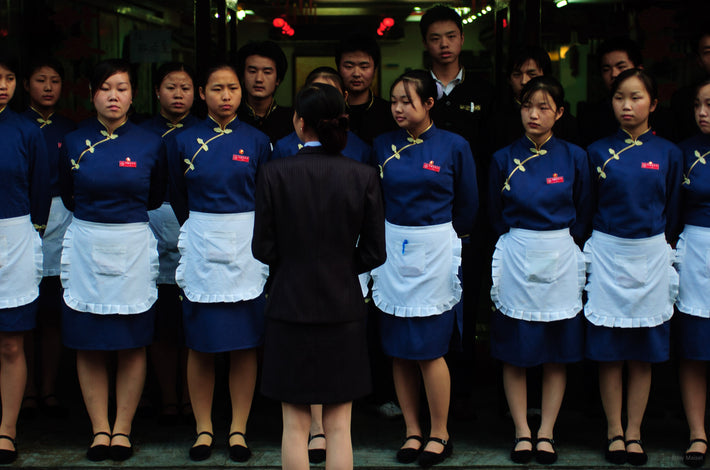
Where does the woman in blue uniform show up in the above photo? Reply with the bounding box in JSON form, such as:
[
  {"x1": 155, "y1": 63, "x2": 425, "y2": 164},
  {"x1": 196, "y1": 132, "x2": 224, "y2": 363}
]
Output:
[
  {"x1": 676, "y1": 78, "x2": 710, "y2": 468},
  {"x1": 140, "y1": 62, "x2": 200, "y2": 424},
  {"x1": 272, "y1": 67, "x2": 372, "y2": 166},
  {"x1": 372, "y1": 70, "x2": 478, "y2": 467},
  {"x1": 585, "y1": 68, "x2": 682, "y2": 466},
  {"x1": 59, "y1": 59, "x2": 166, "y2": 462},
  {"x1": 166, "y1": 63, "x2": 270, "y2": 463},
  {"x1": 21, "y1": 56, "x2": 76, "y2": 419},
  {"x1": 489, "y1": 76, "x2": 592, "y2": 464},
  {"x1": 0, "y1": 57, "x2": 50, "y2": 464}
]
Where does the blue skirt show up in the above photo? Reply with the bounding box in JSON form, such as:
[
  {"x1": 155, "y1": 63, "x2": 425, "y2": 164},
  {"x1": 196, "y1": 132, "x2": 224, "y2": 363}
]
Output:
[
  {"x1": 0, "y1": 298, "x2": 38, "y2": 332},
  {"x1": 182, "y1": 294, "x2": 265, "y2": 353},
  {"x1": 674, "y1": 312, "x2": 710, "y2": 361},
  {"x1": 62, "y1": 304, "x2": 156, "y2": 351},
  {"x1": 380, "y1": 309, "x2": 454, "y2": 360},
  {"x1": 490, "y1": 310, "x2": 584, "y2": 367},
  {"x1": 153, "y1": 284, "x2": 184, "y2": 344},
  {"x1": 585, "y1": 319, "x2": 670, "y2": 363}
]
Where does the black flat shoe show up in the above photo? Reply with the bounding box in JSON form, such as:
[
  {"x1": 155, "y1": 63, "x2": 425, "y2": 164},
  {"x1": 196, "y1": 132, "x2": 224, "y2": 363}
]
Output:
[
  {"x1": 0, "y1": 435, "x2": 17, "y2": 464},
  {"x1": 109, "y1": 433, "x2": 133, "y2": 461},
  {"x1": 510, "y1": 436, "x2": 534, "y2": 464},
  {"x1": 535, "y1": 437, "x2": 558, "y2": 465},
  {"x1": 86, "y1": 431, "x2": 110, "y2": 462},
  {"x1": 396, "y1": 435, "x2": 424, "y2": 463},
  {"x1": 684, "y1": 438, "x2": 708, "y2": 468},
  {"x1": 417, "y1": 436, "x2": 452, "y2": 468},
  {"x1": 189, "y1": 431, "x2": 214, "y2": 461},
  {"x1": 308, "y1": 433, "x2": 326, "y2": 464},
  {"x1": 605, "y1": 435, "x2": 627, "y2": 465},
  {"x1": 625, "y1": 439, "x2": 648, "y2": 466},
  {"x1": 228, "y1": 431, "x2": 252, "y2": 462}
]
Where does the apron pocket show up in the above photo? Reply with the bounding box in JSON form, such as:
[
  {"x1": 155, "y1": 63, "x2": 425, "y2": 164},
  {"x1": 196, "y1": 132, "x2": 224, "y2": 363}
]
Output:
[
  {"x1": 614, "y1": 253, "x2": 647, "y2": 288},
  {"x1": 91, "y1": 245, "x2": 127, "y2": 276},
  {"x1": 204, "y1": 231, "x2": 237, "y2": 263},
  {"x1": 524, "y1": 249, "x2": 559, "y2": 283},
  {"x1": 396, "y1": 242, "x2": 427, "y2": 277}
]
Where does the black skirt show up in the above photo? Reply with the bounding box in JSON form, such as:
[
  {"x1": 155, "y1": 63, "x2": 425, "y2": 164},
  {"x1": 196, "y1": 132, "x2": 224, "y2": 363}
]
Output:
[{"x1": 261, "y1": 317, "x2": 371, "y2": 404}]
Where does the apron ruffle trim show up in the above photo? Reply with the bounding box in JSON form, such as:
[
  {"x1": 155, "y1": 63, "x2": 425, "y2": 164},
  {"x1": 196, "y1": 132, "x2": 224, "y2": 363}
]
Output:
[
  {"x1": 0, "y1": 217, "x2": 42, "y2": 308},
  {"x1": 675, "y1": 225, "x2": 710, "y2": 318}
]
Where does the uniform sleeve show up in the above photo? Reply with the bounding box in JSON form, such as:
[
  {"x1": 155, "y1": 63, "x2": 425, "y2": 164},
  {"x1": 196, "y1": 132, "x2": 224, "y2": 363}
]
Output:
[
  {"x1": 58, "y1": 137, "x2": 74, "y2": 212},
  {"x1": 665, "y1": 144, "x2": 684, "y2": 244},
  {"x1": 452, "y1": 142, "x2": 478, "y2": 237},
  {"x1": 570, "y1": 146, "x2": 594, "y2": 244},
  {"x1": 355, "y1": 168, "x2": 386, "y2": 273},
  {"x1": 487, "y1": 154, "x2": 507, "y2": 238},
  {"x1": 252, "y1": 165, "x2": 277, "y2": 267},
  {"x1": 147, "y1": 140, "x2": 168, "y2": 211},
  {"x1": 166, "y1": 136, "x2": 189, "y2": 225},
  {"x1": 28, "y1": 127, "x2": 51, "y2": 229}
]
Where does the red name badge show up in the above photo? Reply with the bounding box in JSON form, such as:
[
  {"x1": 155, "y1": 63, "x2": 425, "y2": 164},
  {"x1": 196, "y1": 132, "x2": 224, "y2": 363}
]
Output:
[
  {"x1": 233, "y1": 155, "x2": 250, "y2": 162},
  {"x1": 119, "y1": 158, "x2": 137, "y2": 168},
  {"x1": 546, "y1": 174, "x2": 564, "y2": 184},
  {"x1": 423, "y1": 161, "x2": 440, "y2": 172},
  {"x1": 641, "y1": 161, "x2": 659, "y2": 170},
  {"x1": 57, "y1": 142, "x2": 62, "y2": 149}
]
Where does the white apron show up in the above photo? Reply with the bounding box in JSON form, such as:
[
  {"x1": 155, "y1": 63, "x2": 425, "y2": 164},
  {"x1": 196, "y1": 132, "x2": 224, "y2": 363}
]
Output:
[
  {"x1": 42, "y1": 197, "x2": 72, "y2": 276},
  {"x1": 371, "y1": 221, "x2": 461, "y2": 317},
  {"x1": 584, "y1": 230, "x2": 677, "y2": 327},
  {"x1": 676, "y1": 224, "x2": 710, "y2": 318},
  {"x1": 61, "y1": 218, "x2": 159, "y2": 314},
  {"x1": 491, "y1": 228, "x2": 585, "y2": 322},
  {"x1": 176, "y1": 211, "x2": 268, "y2": 303},
  {"x1": 0, "y1": 215, "x2": 43, "y2": 308},
  {"x1": 148, "y1": 202, "x2": 180, "y2": 284}
]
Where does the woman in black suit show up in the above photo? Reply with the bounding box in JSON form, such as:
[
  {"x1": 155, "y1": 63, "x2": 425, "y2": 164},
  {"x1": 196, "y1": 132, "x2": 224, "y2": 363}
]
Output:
[{"x1": 252, "y1": 82, "x2": 386, "y2": 470}]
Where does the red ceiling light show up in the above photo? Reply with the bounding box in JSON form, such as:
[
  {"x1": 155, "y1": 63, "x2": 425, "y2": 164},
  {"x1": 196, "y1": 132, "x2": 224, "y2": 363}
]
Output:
[
  {"x1": 272, "y1": 17, "x2": 294, "y2": 36},
  {"x1": 272, "y1": 17, "x2": 285, "y2": 28},
  {"x1": 377, "y1": 17, "x2": 394, "y2": 36}
]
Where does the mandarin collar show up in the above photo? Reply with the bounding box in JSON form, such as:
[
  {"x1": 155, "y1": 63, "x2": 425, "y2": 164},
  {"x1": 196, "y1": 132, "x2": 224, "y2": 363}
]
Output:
[{"x1": 615, "y1": 127, "x2": 653, "y2": 143}]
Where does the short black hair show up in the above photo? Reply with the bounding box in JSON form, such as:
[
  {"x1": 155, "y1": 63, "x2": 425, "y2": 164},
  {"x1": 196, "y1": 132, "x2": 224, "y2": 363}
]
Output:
[
  {"x1": 419, "y1": 5, "x2": 462, "y2": 40},
  {"x1": 198, "y1": 62, "x2": 239, "y2": 89},
  {"x1": 389, "y1": 69, "x2": 437, "y2": 108},
  {"x1": 611, "y1": 68, "x2": 658, "y2": 102},
  {"x1": 598, "y1": 36, "x2": 643, "y2": 68},
  {"x1": 335, "y1": 33, "x2": 381, "y2": 69},
  {"x1": 695, "y1": 28, "x2": 710, "y2": 54},
  {"x1": 236, "y1": 41, "x2": 288, "y2": 82},
  {"x1": 90, "y1": 59, "x2": 133, "y2": 99},
  {"x1": 153, "y1": 62, "x2": 196, "y2": 90},
  {"x1": 25, "y1": 56, "x2": 65, "y2": 81},
  {"x1": 520, "y1": 75, "x2": 565, "y2": 111},
  {"x1": 508, "y1": 46, "x2": 552, "y2": 77},
  {"x1": 305, "y1": 66, "x2": 344, "y2": 92}
]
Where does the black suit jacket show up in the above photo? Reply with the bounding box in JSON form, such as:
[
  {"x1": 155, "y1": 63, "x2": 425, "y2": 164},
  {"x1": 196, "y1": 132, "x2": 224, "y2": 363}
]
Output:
[{"x1": 252, "y1": 146, "x2": 386, "y2": 324}]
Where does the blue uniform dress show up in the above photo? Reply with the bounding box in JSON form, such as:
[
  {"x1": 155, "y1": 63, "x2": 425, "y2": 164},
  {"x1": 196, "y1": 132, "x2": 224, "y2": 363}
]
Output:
[
  {"x1": 675, "y1": 133, "x2": 710, "y2": 360},
  {"x1": 167, "y1": 116, "x2": 270, "y2": 353},
  {"x1": 59, "y1": 118, "x2": 166, "y2": 350},
  {"x1": 23, "y1": 107, "x2": 76, "y2": 327},
  {"x1": 372, "y1": 124, "x2": 478, "y2": 360},
  {"x1": 585, "y1": 128, "x2": 682, "y2": 362},
  {"x1": 488, "y1": 135, "x2": 592, "y2": 367},
  {"x1": 271, "y1": 130, "x2": 374, "y2": 165},
  {"x1": 140, "y1": 112, "x2": 200, "y2": 343},
  {"x1": 0, "y1": 107, "x2": 50, "y2": 331}
]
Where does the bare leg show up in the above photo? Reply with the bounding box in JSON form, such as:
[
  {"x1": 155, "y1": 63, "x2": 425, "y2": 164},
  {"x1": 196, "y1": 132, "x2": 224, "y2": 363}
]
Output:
[
  {"x1": 502, "y1": 363, "x2": 532, "y2": 451},
  {"x1": 625, "y1": 360, "x2": 651, "y2": 453},
  {"x1": 0, "y1": 333, "x2": 27, "y2": 451},
  {"x1": 419, "y1": 357, "x2": 450, "y2": 453},
  {"x1": 679, "y1": 359, "x2": 708, "y2": 454},
  {"x1": 281, "y1": 402, "x2": 310, "y2": 470},
  {"x1": 111, "y1": 348, "x2": 147, "y2": 446},
  {"x1": 537, "y1": 363, "x2": 566, "y2": 452},
  {"x1": 22, "y1": 331, "x2": 37, "y2": 408},
  {"x1": 76, "y1": 350, "x2": 111, "y2": 449},
  {"x1": 228, "y1": 348, "x2": 257, "y2": 447},
  {"x1": 187, "y1": 349, "x2": 214, "y2": 446},
  {"x1": 323, "y1": 402, "x2": 353, "y2": 470},
  {"x1": 309, "y1": 404, "x2": 326, "y2": 452},
  {"x1": 392, "y1": 357, "x2": 422, "y2": 450},
  {"x1": 599, "y1": 361, "x2": 625, "y2": 451}
]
